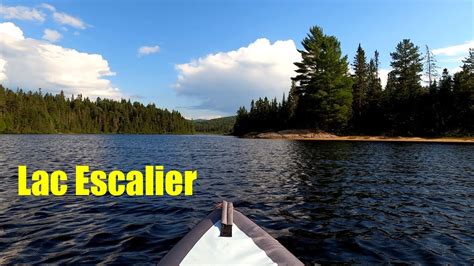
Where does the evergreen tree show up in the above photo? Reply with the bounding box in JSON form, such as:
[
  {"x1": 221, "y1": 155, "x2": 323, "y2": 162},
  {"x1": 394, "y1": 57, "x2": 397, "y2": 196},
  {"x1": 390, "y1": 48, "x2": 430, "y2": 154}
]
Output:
[
  {"x1": 437, "y1": 68, "x2": 454, "y2": 130},
  {"x1": 452, "y1": 49, "x2": 474, "y2": 133},
  {"x1": 366, "y1": 51, "x2": 383, "y2": 104},
  {"x1": 390, "y1": 39, "x2": 424, "y2": 98},
  {"x1": 365, "y1": 51, "x2": 385, "y2": 134},
  {"x1": 233, "y1": 107, "x2": 249, "y2": 135},
  {"x1": 462, "y1": 48, "x2": 474, "y2": 73},
  {"x1": 287, "y1": 80, "x2": 298, "y2": 121},
  {"x1": 351, "y1": 44, "x2": 368, "y2": 131},
  {"x1": 292, "y1": 26, "x2": 353, "y2": 131},
  {"x1": 388, "y1": 39, "x2": 424, "y2": 134}
]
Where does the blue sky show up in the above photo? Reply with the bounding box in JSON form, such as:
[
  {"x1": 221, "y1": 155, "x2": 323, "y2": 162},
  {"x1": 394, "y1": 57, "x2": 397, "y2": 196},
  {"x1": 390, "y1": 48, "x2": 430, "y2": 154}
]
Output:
[{"x1": 0, "y1": 0, "x2": 472, "y2": 118}]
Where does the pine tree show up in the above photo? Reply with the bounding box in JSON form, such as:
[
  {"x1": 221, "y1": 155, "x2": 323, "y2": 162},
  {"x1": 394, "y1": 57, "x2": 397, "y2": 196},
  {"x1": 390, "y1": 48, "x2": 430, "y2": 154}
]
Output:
[
  {"x1": 438, "y1": 68, "x2": 454, "y2": 130},
  {"x1": 462, "y1": 48, "x2": 474, "y2": 73},
  {"x1": 351, "y1": 44, "x2": 368, "y2": 131},
  {"x1": 452, "y1": 49, "x2": 474, "y2": 133},
  {"x1": 390, "y1": 39, "x2": 424, "y2": 98},
  {"x1": 292, "y1": 26, "x2": 353, "y2": 131},
  {"x1": 365, "y1": 51, "x2": 384, "y2": 133},
  {"x1": 287, "y1": 80, "x2": 298, "y2": 120},
  {"x1": 0, "y1": 85, "x2": 6, "y2": 132},
  {"x1": 367, "y1": 51, "x2": 383, "y2": 103},
  {"x1": 388, "y1": 39, "x2": 424, "y2": 134}
]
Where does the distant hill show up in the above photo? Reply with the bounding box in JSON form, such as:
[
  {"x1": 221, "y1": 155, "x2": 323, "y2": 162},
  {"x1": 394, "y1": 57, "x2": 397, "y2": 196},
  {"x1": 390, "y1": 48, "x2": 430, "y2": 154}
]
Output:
[{"x1": 192, "y1": 116, "x2": 236, "y2": 134}]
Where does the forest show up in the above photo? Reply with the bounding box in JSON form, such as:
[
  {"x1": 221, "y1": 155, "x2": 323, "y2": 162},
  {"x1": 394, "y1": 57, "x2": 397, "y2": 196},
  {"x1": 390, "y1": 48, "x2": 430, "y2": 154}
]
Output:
[
  {"x1": 0, "y1": 86, "x2": 194, "y2": 134},
  {"x1": 193, "y1": 116, "x2": 236, "y2": 134},
  {"x1": 233, "y1": 26, "x2": 473, "y2": 137}
]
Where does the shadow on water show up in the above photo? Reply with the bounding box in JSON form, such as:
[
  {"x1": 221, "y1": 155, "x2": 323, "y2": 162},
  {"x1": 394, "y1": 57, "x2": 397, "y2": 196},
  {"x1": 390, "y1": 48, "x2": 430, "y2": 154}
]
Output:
[{"x1": 0, "y1": 135, "x2": 473, "y2": 264}]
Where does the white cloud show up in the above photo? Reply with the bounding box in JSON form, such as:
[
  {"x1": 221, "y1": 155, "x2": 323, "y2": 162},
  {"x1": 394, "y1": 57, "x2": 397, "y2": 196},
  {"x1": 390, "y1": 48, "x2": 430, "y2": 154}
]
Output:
[
  {"x1": 0, "y1": 22, "x2": 121, "y2": 99},
  {"x1": 379, "y1": 69, "x2": 389, "y2": 88},
  {"x1": 447, "y1": 67, "x2": 462, "y2": 76},
  {"x1": 138, "y1": 45, "x2": 160, "y2": 57},
  {"x1": 0, "y1": 5, "x2": 45, "y2": 22},
  {"x1": 432, "y1": 41, "x2": 472, "y2": 72},
  {"x1": 53, "y1": 11, "x2": 86, "y2": 29},
  {"x1": 39, "y1": 3, "x2": 56, "y2": 12},
  {"x1": 0, "y1": 58, "x2": 7, "y2": 83},
  {"x1": 0, "y1": 21, "x2": 24, "y2": 39},
  {"x1": 38, "y1": 3, "x2": 87, "y2": 30},
  {"x1": 433, "y1": 40, "x2": 474, "y2": 56},
  {"x1": 42, "y1": 28, "x2": 62, "y2": 42},
  {"x1": 174, "y1": 38, "x2": 301, "y2": 114},
  {"x1": 437, "y1": 56, "x2": 465, "y2": 63}
]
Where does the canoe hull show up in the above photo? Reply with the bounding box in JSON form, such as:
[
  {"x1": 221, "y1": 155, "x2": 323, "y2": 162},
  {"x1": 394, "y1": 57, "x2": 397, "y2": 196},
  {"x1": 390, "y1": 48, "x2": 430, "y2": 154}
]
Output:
[{"x1": 159, "y1": 209, "x2": 303, "y2": 265}]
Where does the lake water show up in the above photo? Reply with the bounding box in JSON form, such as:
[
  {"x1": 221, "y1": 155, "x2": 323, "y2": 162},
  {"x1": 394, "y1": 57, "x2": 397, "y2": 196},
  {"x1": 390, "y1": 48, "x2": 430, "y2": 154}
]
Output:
[{"x1": 0, "y1": 135, "x2": 473, "y2": 264}]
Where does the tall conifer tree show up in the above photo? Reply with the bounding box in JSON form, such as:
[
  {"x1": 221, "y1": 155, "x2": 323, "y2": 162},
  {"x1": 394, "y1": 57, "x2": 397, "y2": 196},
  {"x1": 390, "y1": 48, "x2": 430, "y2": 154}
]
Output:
[
  {"x1": 351, "y1": 44, "x2": 368, "y2": 130},
  {"x1": 388, "y1": 39, "x2": 423, "y2": 134},
  {"x1": 292, "y1": 26, "x2": 353, "y2": 131}
]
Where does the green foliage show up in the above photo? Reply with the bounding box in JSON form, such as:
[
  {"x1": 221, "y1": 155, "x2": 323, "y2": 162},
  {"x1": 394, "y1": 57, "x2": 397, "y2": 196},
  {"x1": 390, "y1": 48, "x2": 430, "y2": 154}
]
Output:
[
  {"x1": 193, "y1": 116, "x2": 236, "y2": 134},
  {"x1": 232, "y1": 94, "x2": 294, "y2": 135},
  {"x1": 0, "y1": 86, "x2": 194, "y2": 134}
]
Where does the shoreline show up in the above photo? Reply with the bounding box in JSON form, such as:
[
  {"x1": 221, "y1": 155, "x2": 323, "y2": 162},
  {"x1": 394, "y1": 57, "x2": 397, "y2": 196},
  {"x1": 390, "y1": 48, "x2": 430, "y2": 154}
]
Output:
[{"x1": 242, "y1": 130, "x2": 474, "y2": 144}]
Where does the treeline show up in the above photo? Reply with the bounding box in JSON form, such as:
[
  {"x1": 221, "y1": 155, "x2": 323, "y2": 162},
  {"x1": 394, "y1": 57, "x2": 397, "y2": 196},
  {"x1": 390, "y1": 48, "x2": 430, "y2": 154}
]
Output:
[
  {"x1": 193, "y1": 116, "x2": 236, "y2": 134},
  {"x1": 233, "y1": 26, "x2": 473, "y2": 136},
  {"x1": 0, "y1": 86, "x2": 194, "y2": 134}
]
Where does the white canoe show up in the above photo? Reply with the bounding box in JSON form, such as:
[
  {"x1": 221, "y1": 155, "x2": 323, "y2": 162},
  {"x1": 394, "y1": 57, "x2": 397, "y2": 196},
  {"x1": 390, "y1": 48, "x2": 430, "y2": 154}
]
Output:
[{"x1": 159, "y1": 201, "x2": 303, "y2": 265}]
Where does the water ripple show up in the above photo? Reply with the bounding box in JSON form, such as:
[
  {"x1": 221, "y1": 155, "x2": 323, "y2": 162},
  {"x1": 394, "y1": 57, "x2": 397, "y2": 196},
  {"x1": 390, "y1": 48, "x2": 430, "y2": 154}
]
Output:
[{"x1": 0, "y1": 135, "x2": 473, "y2": 264}]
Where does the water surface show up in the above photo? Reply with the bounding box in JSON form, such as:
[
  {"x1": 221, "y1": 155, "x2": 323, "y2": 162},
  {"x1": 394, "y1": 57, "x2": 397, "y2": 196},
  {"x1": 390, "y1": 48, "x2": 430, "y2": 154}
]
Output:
[{"x1": 0, "y1": 135, "x2": 473, "y2": 264}]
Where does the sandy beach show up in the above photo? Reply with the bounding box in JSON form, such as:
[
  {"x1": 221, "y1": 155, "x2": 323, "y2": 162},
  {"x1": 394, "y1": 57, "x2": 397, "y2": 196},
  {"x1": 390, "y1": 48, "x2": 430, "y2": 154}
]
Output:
[{"x1": 243, "y1": 130, "x2": 474, "y2": 144}]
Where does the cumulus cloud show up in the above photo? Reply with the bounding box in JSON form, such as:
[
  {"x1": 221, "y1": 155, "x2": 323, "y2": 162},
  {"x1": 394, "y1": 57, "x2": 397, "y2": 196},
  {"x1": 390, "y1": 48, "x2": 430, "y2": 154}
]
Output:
[
  {"x1": 138, "y1": 45, "x2": 160, "y2": 57},
  {"x1": 0, "y1": 22, "x2": 121, "y2": 99},
  {"x1": 0, "y1": 5, "x2": 45, "y2": 22},
  {"x1": 0, "y1": 22, "x2": 23, "y2": 39},
  {"x1": 53, "y1": 11, "x2": 86, "y2": 29},
  {"x1": 174, "y1": 38, "x2": 301, "y2": 114},
  {"x1": 42, "y1": 28, "x2": 62, "y2": 42}
]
